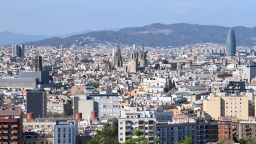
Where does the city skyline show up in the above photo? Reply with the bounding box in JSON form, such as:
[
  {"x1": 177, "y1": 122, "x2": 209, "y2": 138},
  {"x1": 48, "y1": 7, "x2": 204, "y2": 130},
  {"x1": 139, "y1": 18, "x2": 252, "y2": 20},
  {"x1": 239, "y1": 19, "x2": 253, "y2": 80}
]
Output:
[
  {"x1": 2, "y1": 1, "x2": 256, "y2": 144},
  {"x1": 0, "y1": 0, "x2": 255, "y2": 35}
]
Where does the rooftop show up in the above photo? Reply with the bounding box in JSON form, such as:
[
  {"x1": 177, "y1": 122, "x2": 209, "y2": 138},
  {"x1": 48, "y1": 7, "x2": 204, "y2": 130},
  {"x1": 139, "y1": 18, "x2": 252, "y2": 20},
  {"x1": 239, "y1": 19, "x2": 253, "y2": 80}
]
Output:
[{"x1": 0, "y1": 107, "x2": 22, "y2": 116}]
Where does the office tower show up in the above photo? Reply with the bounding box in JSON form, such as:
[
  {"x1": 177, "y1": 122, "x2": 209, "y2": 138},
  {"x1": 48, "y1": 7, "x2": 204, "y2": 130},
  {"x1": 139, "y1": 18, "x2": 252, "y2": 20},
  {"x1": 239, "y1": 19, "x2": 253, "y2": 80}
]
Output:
[
  {"x1": 54, "y1": 120, "x2": 78, "y2": 144},
  {"x1": 226, "y1": 29, "x2": 236, "y2": 56},
  {"x1": 0, "y1": 108, "x2": 23, "y2": 144},
  {"x1": 32, "y1": 56, "x2": 43, "y2": 71},
  {"x1": 129, "y1": 44, "x2": 138, "y2": 73},
  {"x1": 12, "y1": 44, "x2": 25, "y2": 58},
  {"x1": 26, "y1": 89, "x2": 47, "y2": 118},
  {"x1": 112, "y1": 38, "x2": 123, "y2": 68}
]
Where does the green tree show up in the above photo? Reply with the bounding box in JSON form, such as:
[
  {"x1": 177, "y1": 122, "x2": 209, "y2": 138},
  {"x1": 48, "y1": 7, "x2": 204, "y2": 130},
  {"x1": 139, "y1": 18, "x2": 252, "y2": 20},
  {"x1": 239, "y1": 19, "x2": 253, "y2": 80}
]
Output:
[
  {"x1": 125, "y1": 129, "x2": 148, "y2": 144},
  {"x1": 239, "y1": 137, "x2": 256, "y2": 144},
  {"x1": 91, "y1": 82, "x2": 99, "y2": 88},
  {"x1": 217, "y1": 141, "x2": 225, "y2": 144},
  {"x1": 176, "y1": 137, "x2": 192, "y2": 144},
  {"x1": 86, "y1": 125, "x2": 118, "y2": 144}
]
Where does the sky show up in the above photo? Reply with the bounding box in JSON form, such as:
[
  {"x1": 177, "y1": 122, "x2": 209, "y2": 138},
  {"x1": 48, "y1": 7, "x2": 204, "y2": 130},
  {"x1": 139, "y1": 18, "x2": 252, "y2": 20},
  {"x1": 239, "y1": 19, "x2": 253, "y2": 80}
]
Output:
[{"x1": 0, "y1": 0, "x2": 255, "y2": 36}]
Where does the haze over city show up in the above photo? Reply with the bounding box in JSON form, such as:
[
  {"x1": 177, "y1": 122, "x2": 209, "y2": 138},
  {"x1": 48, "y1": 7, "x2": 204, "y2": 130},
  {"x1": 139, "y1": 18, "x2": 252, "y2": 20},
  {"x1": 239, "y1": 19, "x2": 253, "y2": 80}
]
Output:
[{"x1": 1, "y1": 1, "x2": 256, "y2": 144}]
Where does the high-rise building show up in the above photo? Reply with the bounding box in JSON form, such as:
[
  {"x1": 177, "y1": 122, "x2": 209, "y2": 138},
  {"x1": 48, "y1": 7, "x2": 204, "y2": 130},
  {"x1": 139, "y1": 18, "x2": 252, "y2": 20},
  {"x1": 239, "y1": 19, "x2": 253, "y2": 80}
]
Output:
[
  {"x1": 226, "y1": 29, "x2": 236, "y2": 56},
  {"x1": 112, "y1": 38, "x2": 123, "y2": 68},
  {"x1": 32, "y1": 56, "x2": 43, "y2": 71},
  {"x1": 54, "y1": 120, "x2": 78, "y2": 144},
  {"x1": 0, "y1": 108, "x2": 23, "y2": 144},
  {"x1": 12, "y1": 44, "x2": 25, "y2": 58},
  {"x1": 26, "y1": 89, "x2": 47, "y2": 118}
]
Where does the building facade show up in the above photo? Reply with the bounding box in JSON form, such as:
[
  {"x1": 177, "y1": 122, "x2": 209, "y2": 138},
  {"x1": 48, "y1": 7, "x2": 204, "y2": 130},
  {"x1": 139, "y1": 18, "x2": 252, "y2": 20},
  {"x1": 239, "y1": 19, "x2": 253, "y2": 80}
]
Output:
[
  {"x1": 54, "y1": 120, "x2": 78, "y2": 144},
  {"x1": 203, "y1": 94, "x2": 250, "y2": 120},
  {"x1": 0, "y1": 108, "x2": 23, "y2": 144},
  {"x1": 12, "y1": 44, "x2": 25, "y2": 58},
  {"x1": 226, "y1": 29, "x2": 236, "y2": 56},
  {"x1": 89, "y1": 92, "x2": 119, "y2": 120},
  {"x1": 26, "y1": 89, "x2": 47, "y2": 118}
]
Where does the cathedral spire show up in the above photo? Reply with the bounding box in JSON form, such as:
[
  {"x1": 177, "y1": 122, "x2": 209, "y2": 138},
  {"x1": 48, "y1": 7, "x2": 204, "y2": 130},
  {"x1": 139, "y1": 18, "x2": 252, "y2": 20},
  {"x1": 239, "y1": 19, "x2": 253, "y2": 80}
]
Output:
[{"x1": 112, "y1": 36, "x2": 123, "y2": 68}]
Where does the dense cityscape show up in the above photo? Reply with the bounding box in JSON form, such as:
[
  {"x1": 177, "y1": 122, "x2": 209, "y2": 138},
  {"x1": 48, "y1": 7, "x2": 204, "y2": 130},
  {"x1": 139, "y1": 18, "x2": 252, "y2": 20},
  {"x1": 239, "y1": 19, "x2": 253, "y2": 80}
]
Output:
[
  {"x1": 1, "y1": 1, "x2": 256, "y2": 144},
  {"x1": 0, "y1": 27, "x2": 256, "y2": 144}
]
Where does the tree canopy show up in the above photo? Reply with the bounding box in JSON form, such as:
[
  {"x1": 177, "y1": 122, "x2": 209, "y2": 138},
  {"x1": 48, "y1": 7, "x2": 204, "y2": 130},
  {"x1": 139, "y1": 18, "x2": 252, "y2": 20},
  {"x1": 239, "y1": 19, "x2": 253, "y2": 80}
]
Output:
[
  {"x1": 125, "y1": 128, "x2": 148, "y2": 144},
  {"x1": 176, "y1": 137, "x2": 192, "y2": 144},
  {"x1": 86, "y1": 125, "x2": 119, "y2": 144}
]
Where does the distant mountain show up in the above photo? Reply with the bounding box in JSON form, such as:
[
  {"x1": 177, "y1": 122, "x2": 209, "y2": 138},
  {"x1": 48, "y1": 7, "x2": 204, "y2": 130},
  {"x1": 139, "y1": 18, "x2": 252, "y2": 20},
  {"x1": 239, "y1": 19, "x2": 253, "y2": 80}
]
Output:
[
  {"x1": 28, "y1": 23, "x2": 256, "y2": 47},
  {"x1": 0, "y1": 31, "x2": 47, "y2": 46},
  {"x1": 59, "y1": 30, "x2": 91, "y2": 38}
]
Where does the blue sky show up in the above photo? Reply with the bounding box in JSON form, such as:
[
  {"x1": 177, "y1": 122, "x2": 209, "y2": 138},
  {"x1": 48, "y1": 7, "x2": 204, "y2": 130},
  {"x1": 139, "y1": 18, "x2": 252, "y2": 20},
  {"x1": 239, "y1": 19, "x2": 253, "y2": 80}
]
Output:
[{"x1": 0, "y1": 0, "x2": 255, "y2": 35}]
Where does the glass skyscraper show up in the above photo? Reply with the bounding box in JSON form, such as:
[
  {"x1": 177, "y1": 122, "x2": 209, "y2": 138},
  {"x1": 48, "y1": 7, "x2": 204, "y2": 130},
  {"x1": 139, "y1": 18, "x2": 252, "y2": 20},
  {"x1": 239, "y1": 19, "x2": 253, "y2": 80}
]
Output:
[{"x1": 226, "y1": 29, "x2": 236, "y2": 56}]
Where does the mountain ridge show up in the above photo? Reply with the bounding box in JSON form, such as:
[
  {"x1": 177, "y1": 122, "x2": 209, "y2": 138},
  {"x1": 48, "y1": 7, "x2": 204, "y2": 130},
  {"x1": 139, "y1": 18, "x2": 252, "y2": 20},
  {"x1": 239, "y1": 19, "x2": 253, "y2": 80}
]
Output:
[{"x1": 23, "y1": 23, "x2": 256, "y2": 47}]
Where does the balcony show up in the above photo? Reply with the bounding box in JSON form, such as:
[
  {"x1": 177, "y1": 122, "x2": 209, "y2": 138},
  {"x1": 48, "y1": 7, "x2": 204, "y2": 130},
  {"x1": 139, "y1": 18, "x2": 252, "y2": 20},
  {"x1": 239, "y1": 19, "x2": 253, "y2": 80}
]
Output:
[
  {"x1": 126, "y1": 122, "x2": 133, "y2": 127},
  {"x1": 11, "y1": 136, "x2": 18, "y2": 140},
  {"x1": 148, "y1": 121, "x2": 154, "y2": 125},
  {"x1": 11, "y1": 130, "x2": 18, "y2": 134},
  {"x1": 138, "y1": 121, "x2": 144, "y2": 126},
  {"x1": 2, "y1": 130, "x2": 8, "y2": 134},
  {"x1": 2, "y1": 136, "x2": 8, "y2": 139},
  {"x1": 126, "y1": 127, "x2": 133, "y2": 132},
  {"x1": 11, "y1": 124, "x2": 18, "y2": 128}
]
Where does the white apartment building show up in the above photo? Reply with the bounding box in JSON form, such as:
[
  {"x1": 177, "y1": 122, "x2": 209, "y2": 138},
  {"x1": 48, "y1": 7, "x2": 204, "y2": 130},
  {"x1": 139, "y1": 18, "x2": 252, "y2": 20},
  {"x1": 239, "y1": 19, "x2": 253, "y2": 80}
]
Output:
[{"x1": 118, "y1": 109, "x2": 172, "y2": 144}]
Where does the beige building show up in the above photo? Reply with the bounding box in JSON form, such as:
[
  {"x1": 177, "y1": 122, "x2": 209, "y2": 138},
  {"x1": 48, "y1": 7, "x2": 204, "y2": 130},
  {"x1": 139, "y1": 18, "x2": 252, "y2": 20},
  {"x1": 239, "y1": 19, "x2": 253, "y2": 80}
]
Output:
[{"x1": 204, "y1": 94, "x2": 250, "y2": 120}]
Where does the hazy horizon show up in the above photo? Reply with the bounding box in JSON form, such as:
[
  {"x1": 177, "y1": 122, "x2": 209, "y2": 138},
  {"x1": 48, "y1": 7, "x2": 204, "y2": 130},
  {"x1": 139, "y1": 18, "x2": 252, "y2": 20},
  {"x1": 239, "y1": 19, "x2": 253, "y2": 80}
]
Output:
[{"x1": 0, "y1": 0, "x2": 255, "y2": 35}]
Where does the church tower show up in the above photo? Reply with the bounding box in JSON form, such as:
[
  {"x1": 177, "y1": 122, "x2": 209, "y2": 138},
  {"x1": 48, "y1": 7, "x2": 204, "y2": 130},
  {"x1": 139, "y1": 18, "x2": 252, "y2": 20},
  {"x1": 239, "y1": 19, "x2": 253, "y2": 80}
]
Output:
[
  {"x1": 138, "y1": 45, "x2": 147, "y2": 69},
  {"x1": 129, "y1": 44, "x2": 138, "y2": 73},
  {"x1": 112, "y1": 38, "x2": 123, "y2": 68}
]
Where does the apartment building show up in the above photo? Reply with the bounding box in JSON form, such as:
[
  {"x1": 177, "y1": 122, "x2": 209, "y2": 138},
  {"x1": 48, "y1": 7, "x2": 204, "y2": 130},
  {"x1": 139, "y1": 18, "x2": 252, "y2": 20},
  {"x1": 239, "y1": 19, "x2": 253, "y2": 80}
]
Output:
[{"x1": 0, "y1": 108, "x2": 23, "y2": 144}]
